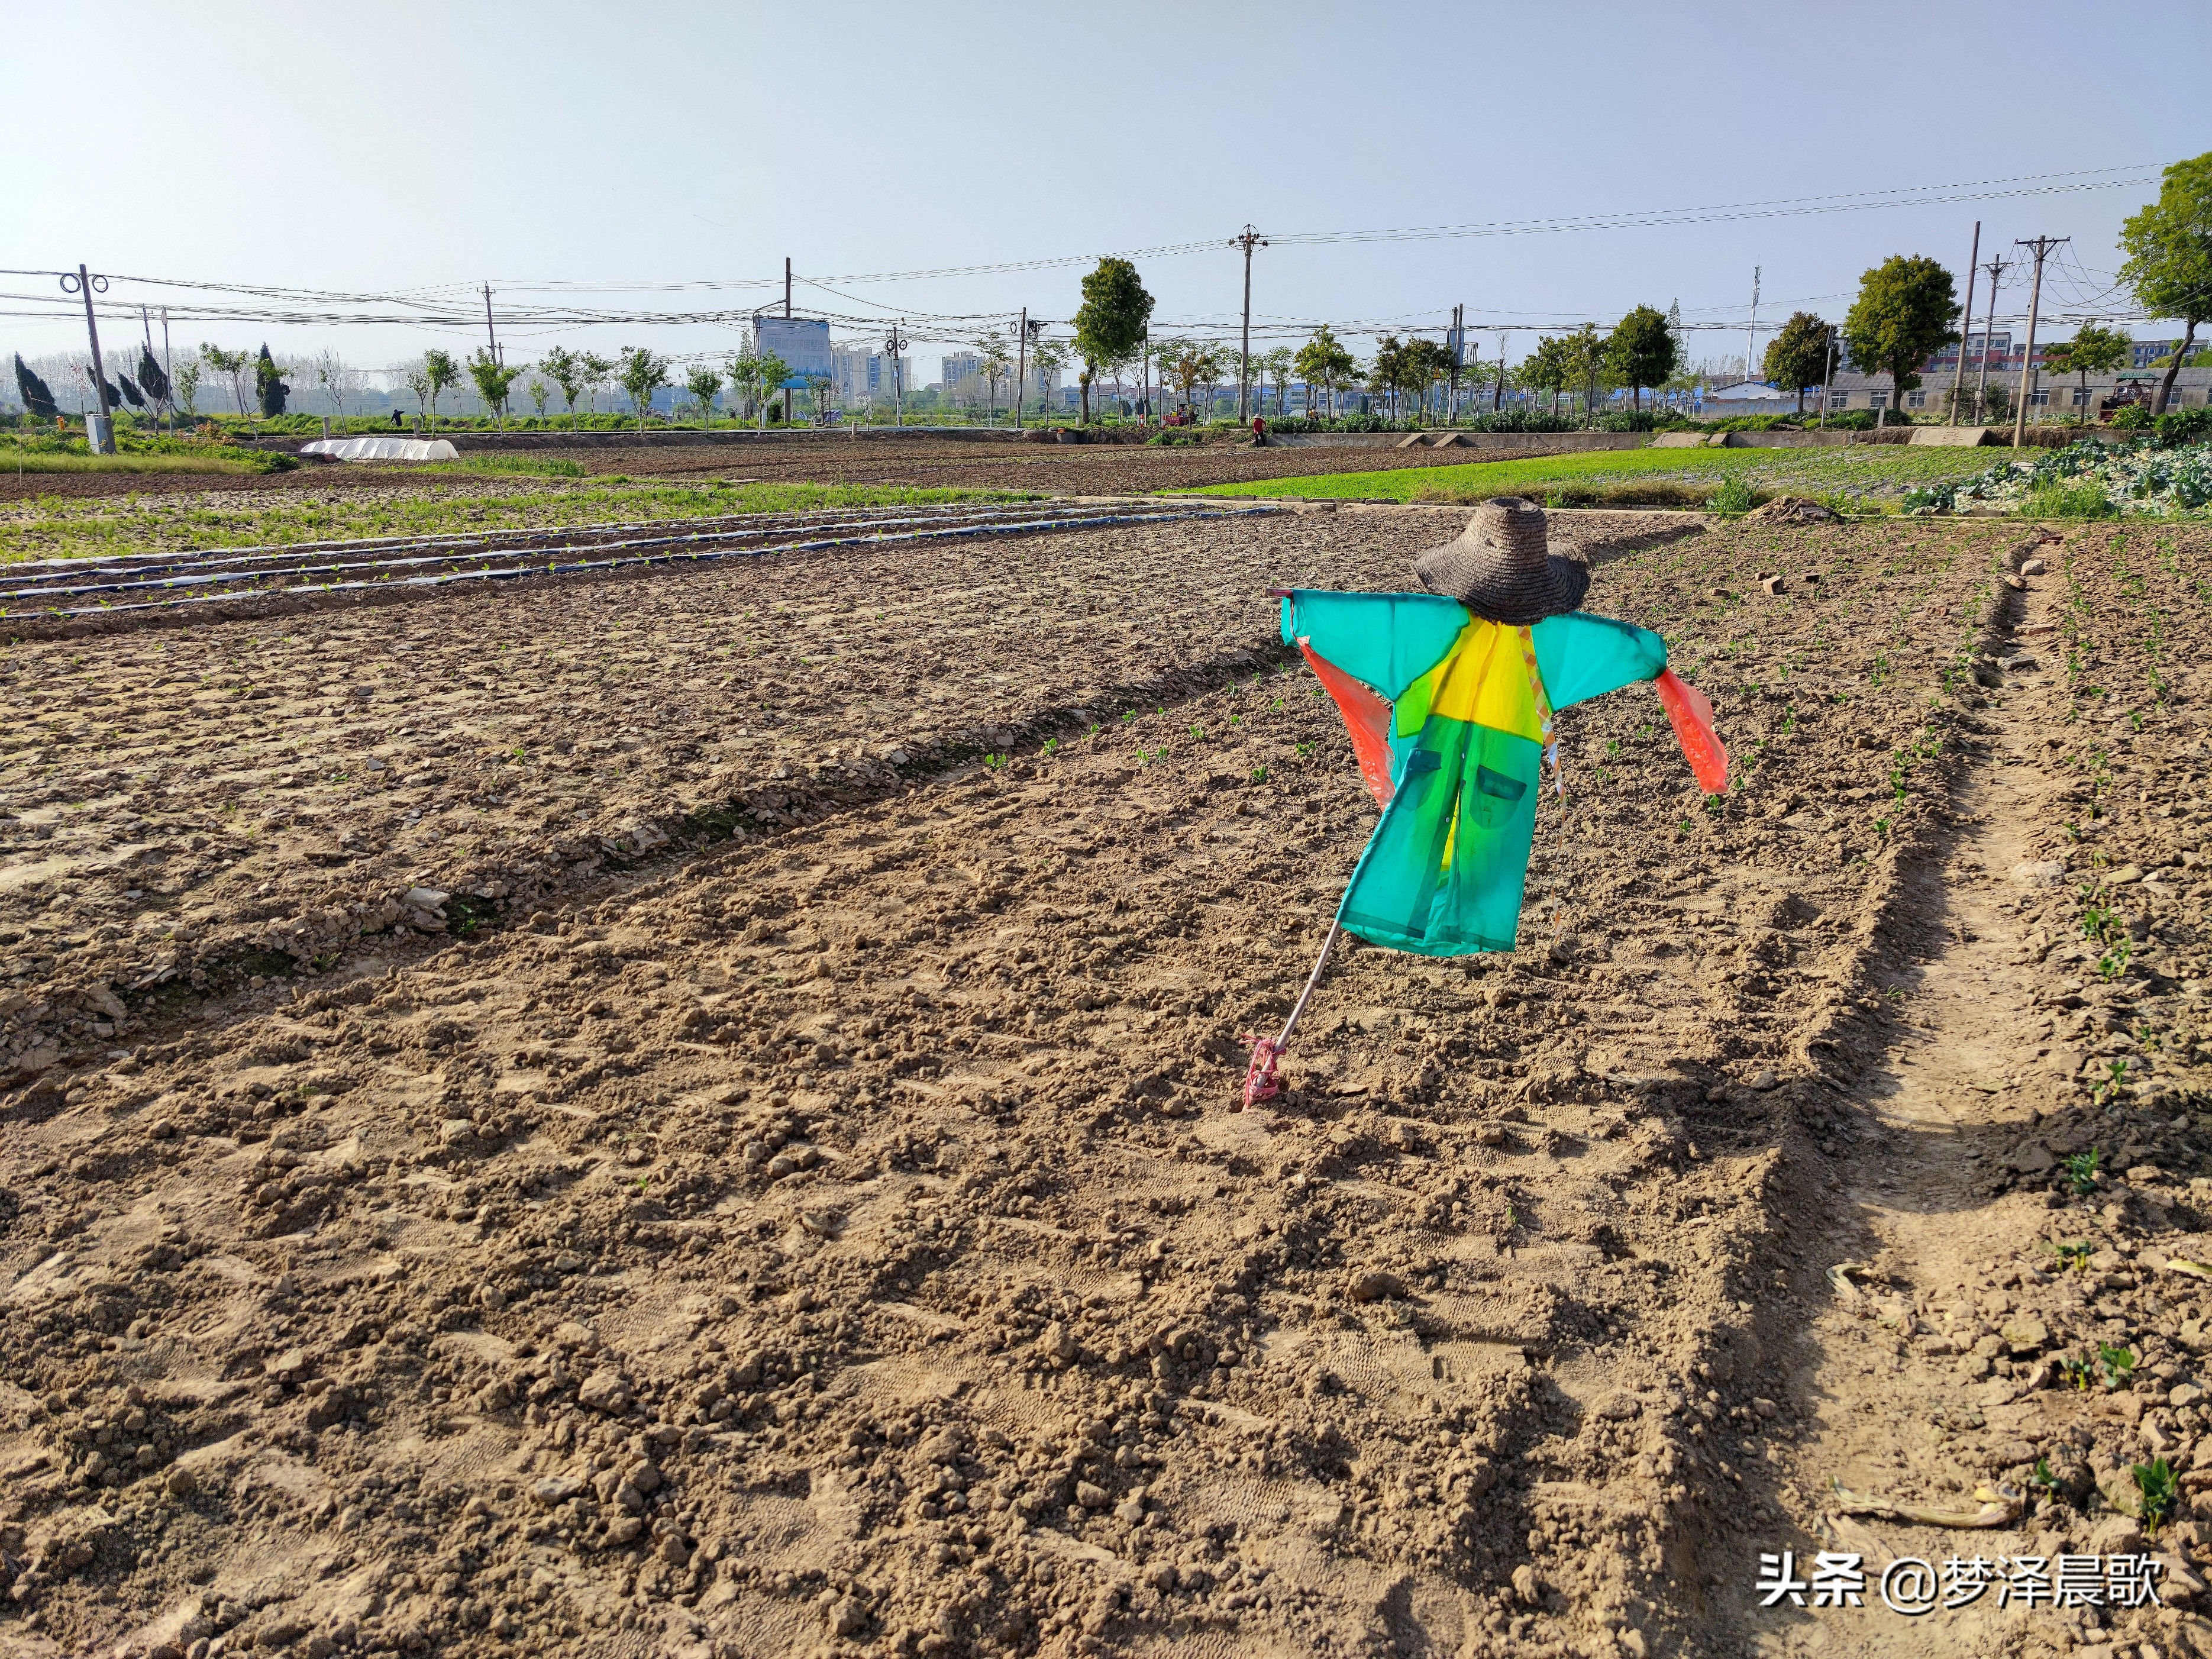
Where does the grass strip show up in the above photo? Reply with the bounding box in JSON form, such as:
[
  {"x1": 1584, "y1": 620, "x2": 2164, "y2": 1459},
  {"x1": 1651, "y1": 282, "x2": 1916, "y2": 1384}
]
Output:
[
  {"x1": 0, "y1": 480, "x2": 1036, "y2": 564},
  {"x1": 1172, "y1": 444, "x2": 2011, "y2": 507}
]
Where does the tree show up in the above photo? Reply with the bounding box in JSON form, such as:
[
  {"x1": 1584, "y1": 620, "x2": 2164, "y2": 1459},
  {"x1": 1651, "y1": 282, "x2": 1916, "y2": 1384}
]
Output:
[
  {"x1": 172, "y1": 360, "x2": 200, "y2": 422},
  {"x1": 684, "y1": 363, "x2": 725, "y2": 427},
  {"x1": 1028, "y1": 337, "x2": 1070, "y2": 419},
  {"x1": 538, "y1": 346, "x2": 588, "y2": 425},
  {"x1": 974, "y1": 333, "x2": 1012, "y2": 422},
  {"x1": 1761, "y1": 311, "x2": 1832, "y2": 414},
  {"x1": 2120, "y1": 153, "x2": 2212, "y2": 415},
  {"x1": 421, "y1": 349, "x2": 462, "y2": 430},
  {"x1": 2045, "y1": 322, "x2": 2132, "y2": 425},
  {"x1": 1368, "y1": 335, "x2": 1407, "y2": 419},
  {"x1": 405, "y1": 367, "x2": 433, "y2": 426},
  {"x1": 1260, "y1": 347, "x2": 1294, "y2": 415},
  {"x1": 729, "y1": 352, "x2": 787, "y2": 428},
  {"x1": 254, "y1": 345, "x2": 290, "y2": 419},
  {"x1": 527, "y1": 377, "x2": 550, "y2": 419},
  {"x1": 14, "y1": 355, "x2": 57, "y2": 419},
  {"x1": 201, "y1": 344, "x2": 251, "y2": 417},
  {"x1": 1525, "y1": 335, "x2": 1574, "y2": 416},
  {"x1": 1842, "y1": 255, "x2": 1960, "y2": 428},
  {"x1": 577, "y1": 352, "x2": 613, "y2": 418},
  {"x1": 616, "y1": 346, "x2": 669, "y2": 432},
  {"x1": 466, "y1": 348, "x2": 525, "y2": 430},
  {"x1": 1391, "y1": 337, "x2": 1452, "y2": 422},
  {"x1": 309, "y1": 348, "x2": 353, "y2": 419},
  {"x1": 1294, "y1": 325, "x2": 1357, "y2": 419},
  {"x1": 1606, "y1": 305, "x2": 1678, "y2": 411},
  {"x1": 135, "y1": 347, "x2": 170, "y2": 422},
  {"x1": 1071, "y1": 257, "x2": 1154, "y2": 425},
  {"x1": 1564, "y1": 324, "x2": 1610, "y2": 426}
]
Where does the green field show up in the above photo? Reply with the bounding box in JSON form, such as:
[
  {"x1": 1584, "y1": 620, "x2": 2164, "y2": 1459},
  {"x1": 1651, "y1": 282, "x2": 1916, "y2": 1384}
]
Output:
[
  {"x1": 1177, "y1": 443, "x2": 2011, "y2": 509},
  {"x1": 0, "y1": 479, "x2": 1032, "y2": 564}
]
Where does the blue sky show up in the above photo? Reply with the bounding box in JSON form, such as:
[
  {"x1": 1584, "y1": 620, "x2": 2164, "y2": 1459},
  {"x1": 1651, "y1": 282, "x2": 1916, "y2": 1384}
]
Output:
[{"x1": 8, "y1": 1, "x2": 2207, "y2": 376}]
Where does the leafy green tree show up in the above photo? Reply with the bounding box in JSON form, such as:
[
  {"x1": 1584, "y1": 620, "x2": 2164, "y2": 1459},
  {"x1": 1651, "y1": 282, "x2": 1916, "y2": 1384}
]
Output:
[
  {"x1": 172, "y1": 360, "x2": 199, "y2": 422},
  {"x1": 537, "y1": 346, "x2": 590, "y2": 425},
  {"x1": 13, "y1": 355, "x2": 57, "y2": 419},
  {"x1": 974, "y1": 333, "x2": 1012, "y2": 421},
  {"x1": 255, "y1": 345, "x2": 294, "y2": 418},
  {"x1": 1294, "y1": 325, "x2": 1358, "y2": 419},
  {"x1": 2045, "y1": 322, "x2": 2132, "y2": 425},
  {"x1": 421, "y1": 348, "x2": 463, "y2": 430},
  {"x1": 1071, "y1": 257, "x2": 1154, "y2": 425},
  {"x1": 1396, "y1": 337, "x2": 1453, "y2": 422},
  {"x1": 1524, "y1": 335, "x2": 1574, "y2": 417},
  {"x1": 466, "y1": 349, "x2": 525, "y2": 429},
  {"x1": 405, "y1": 367, "x2": 433, "y2": 426},
  {"x1": 1028, "y1": 337, "x2": 1071, "y2": 419},
  {"x1": 1842, "y1": 255, "x2": 1960, "y2": 427},
  {"x1": 1564, "y1": 324, "x2": 1609, "y2": 426},
  {"x1": 683, "y1": 362, "x2": 725, "y2": 427},
  {"x1": 1260, "y1": 347, "x2": 1294, "y2": 415},
  {"x1": 201, "y1": 344, "x2": 251, "y2": 417},
  {"x1": 527, "y1": 377, "x2": 550, "y2": 419},
  {"x1": 1606, "y1": 305, "x2": 1677, "y2": 411},
  {"x1": 1761, "y1": 311, "x2": 1832, "y2": 413},
  {"x1": 135, "y1": 347, "x2": 171, "y2": 423},
  {"x1": 1368, "y1": 335, "x2": 1406, "y2": 419},
  {"x1": 616, "y1": 346, "x2": 669, "y2": 432},
  {"x1": 577, "y1": 351, "x2": 613, "y2": 418},
  {"x1": 2120, "y1": 153, "x2": 2212, "y2": 415}
]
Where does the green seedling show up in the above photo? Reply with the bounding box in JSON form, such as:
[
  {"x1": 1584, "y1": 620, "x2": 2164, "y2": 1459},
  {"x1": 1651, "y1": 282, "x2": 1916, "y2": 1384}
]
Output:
[
  {"x1": 983, "y1": 753, "x2": 1006, "y2": 770},
  {"x1": 1249, "y1": 766, "x2": 1267, "y2": 783},
  {"x1": 1043, "y1": 738, "x2": 1059, "y2": 756},
  {"x1": 1296, "y1": 740, "x2": 1314, "y2": 757},
  {"x1": 2046, "y1": 1240, "x2": 2093, "y2": 1272},
  {"x1": 2029, "y1": 1457, "x2": 2061, "y2": 1496},
  {"x1": 2062, "y1": 1148, "x2": 2102, "y2": 1195},
  {"x1": 2097, "y1": 1342, "x2": 2137, "y2": 1389},
  {"x1": 1189, "y1": 724, "x2": 1205, "y2": 740},
  {"x1": 2058, "y1": 1354, "x2": 2097, "y2": 1392},
  {"x1": 2135, "y1": 1458, "x2": 2179, "y2": 1532},
  {"x1": 2095, "y1": 1055, "x2": 2131, "y2": 1099},
  {"x1": 1122, "y1": 711, "x2": 1135, "y2": 723}
]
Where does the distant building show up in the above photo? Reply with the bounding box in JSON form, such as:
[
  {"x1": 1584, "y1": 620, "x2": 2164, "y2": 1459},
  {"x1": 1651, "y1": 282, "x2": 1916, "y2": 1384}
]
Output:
[{"x1": 940, "y1": 353, "x2": 982, "y2": 386}]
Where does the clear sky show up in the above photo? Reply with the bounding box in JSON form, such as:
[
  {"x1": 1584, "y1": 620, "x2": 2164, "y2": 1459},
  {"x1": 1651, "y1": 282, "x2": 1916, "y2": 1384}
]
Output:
[{"x1": 7, "y1": 0, "x2": 2207, "y2": 378}]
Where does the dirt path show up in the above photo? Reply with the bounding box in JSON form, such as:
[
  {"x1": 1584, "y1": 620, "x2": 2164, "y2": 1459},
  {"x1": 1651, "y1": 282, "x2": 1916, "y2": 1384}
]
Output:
[{"x1": 1759, "y1": 548, "x2": 2212, "y2": 1659}]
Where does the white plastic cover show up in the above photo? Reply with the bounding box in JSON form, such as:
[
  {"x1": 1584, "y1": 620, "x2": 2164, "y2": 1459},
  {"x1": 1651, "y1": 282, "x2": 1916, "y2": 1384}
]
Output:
[{"x1": 300, "y1": 436, "x2": 460, "y2": 462}]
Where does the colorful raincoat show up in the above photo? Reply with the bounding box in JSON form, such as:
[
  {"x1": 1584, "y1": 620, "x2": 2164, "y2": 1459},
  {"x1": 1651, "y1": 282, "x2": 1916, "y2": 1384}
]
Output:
[{"x1": 1282, "y1": 590, "x2": 1726, "y2": 956}]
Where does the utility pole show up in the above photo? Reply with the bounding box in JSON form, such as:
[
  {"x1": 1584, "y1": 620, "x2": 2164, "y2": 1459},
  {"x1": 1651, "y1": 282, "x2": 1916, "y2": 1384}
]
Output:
[
  {"x1": 1495, "y1": 330, "x2": 1509, "y2": 415},
  {"x1": 784, "y1": 257, "x2": 792, "y2": 319},
  {"x1": 2010, "y1": 236, "x2": 2068, "y2": 447},
  {"x1": 885, "y1": 322, "x2": 908, "y2": 428},
  {"x1": 1448, "y1": 303, "x2": 1463, "y2": 420},
  {"x1": 160, "y1": 307, "x2": 172, "y2": 434},
  {"x1": 1818, "y1": 325, "x2": 1837, "y2": 430},
  {"x1": 1974, "y1": 254, "x2": 2010, "y2": 428},
  {"x1": 1746, "y1": 265, "x2": 1761, "y2": 383},
  {"x1": 1229, "y1": 224, "x2": 1267, "y2": 422},
  {"x1": 1947, "y1": 221, "x2": 1980, "y2": 426},
  {"x1": 480, "y1": 282, "x2": 501, "y2": 364},
  {"x1": 1015, "y1": 310, "x2": 1039, "y2": 431},
  {"x1": 60, "y1": 263, "x2": 115, "y2": 451}
]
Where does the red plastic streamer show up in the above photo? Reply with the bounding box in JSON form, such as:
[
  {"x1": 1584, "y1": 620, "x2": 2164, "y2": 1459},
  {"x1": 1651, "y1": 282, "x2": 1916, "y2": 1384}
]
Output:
[{"x1": 1655, "y1": 668, "x2": 1728, "y2": 794}]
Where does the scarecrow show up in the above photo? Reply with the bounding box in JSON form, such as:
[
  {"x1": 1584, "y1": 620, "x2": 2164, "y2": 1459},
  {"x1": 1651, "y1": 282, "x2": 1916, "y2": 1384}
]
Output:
[{"x1": 1245, "y1": 496, "x2": 1727, "y2": 1105}]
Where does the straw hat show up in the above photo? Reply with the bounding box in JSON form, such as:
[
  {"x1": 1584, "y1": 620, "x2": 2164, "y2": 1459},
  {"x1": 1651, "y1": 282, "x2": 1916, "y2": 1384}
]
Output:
[{"x1": 1413, "y1": 496, "x2": 1589, "y2": 625}]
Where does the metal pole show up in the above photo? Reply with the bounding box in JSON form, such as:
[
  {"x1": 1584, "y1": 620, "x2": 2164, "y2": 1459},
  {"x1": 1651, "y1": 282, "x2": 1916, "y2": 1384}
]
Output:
[
  {"x1": 784, "y1": 257, "x2": 792, "y2": 319},
  {"x1": 481, "y1": 282, "x2": 500, "y2": 364},
  {"x1": 1819, "y1": 327, "x2": 1836, "y2": 429},
  {"x1": 1946, "y1": 223, "x2": 1979, "y2": 426},
  {"x1": 1014, "y1": 308, "x2": 1027, "y2": 432},
  {"x1": 2010, "y1": 237, "x2": 2066, "y2": 448},
  {"x1": 160, "y1": 307, "x2": 172, "y2": 435}
]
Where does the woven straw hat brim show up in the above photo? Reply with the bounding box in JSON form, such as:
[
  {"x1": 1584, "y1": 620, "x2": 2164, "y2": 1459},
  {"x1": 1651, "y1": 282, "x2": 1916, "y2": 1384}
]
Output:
[{"x1": 1413, "y1": 497, "x2": 1590, "y2": 625}]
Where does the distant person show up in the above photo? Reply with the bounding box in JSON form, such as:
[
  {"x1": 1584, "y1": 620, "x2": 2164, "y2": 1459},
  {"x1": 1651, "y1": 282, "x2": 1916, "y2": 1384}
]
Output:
[
  {"x1": 390, "y1": 407, "x2": 402, "y2": 428},
  {"x1": 1252, "y1": 415, "x2": 1267, "y2": 445}
]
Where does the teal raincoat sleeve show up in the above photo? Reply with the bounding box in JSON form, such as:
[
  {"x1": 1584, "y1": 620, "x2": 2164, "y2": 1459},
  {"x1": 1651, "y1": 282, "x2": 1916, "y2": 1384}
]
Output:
[{"x1": 1529, "y1": 612, "x2": 1668, "y2": 708}]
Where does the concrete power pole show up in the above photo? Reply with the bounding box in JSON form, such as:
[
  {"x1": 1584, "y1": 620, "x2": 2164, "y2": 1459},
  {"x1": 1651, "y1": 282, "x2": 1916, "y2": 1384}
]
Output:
[
  {"x1": 61, "y1": 264, "x2": 115, "y2": 451},
  {"x1": 1746, "y1": 266, "x2": 1761, "y2": 383},
  {"x1": 1947, "y1": 222, "x2": 1979, "y2": 426},
  {"x1": 2010, "y1": 236, "x2": 2069, "y2": 448},
  {"x1": 481, "y1": 282, "x2": 501, "y2": 364},
  {"x1": 1973, "y1": 255, "x2": 2010, "y2": 425},
  {"x1": 1014, "y1": 309, "x2": 1029, "y2": 432},
  {"x1": 884, "y1": 324, "x2": 908, "y2": 428},
  {"x1": 1230, "y1": 225, "x2": 1267, "y2": 422}
]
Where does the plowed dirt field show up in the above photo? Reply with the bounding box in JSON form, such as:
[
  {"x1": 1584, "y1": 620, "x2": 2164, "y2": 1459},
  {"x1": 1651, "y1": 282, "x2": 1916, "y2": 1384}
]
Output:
[{"x1": 7, "y1": 506, "x2": 2212, "y2": 1659}]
